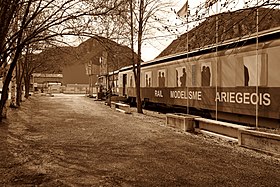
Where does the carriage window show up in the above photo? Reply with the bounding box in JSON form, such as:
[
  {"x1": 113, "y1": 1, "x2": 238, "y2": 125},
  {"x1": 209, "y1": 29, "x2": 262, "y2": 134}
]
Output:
[
  {"x1": 145, "y1": 72, "x2": 152, "y2": 87},
  {"x1": 201, "y1": 63, "x2": 212, "y2": 86},
  {"x1": 191, "y1": 65, "x2": 197, "y2": 86},
  {"x1": 243, "y1": 54, "x2": 267, "y2": 86},
  {"x1": 123, "y1": 74, "x2": 127, "y2": 86},
  {"x1": 129, "y1": 74, "x2": 133, "y2": 87},
  {"x1": 244, "y1": 65, "x2": 249, "y2": 86},
  {"x1": 176, "y1": 67, "x2": 187, "y2": 87},
  {"x1": 158, "y1": 69, "x2": 166, "y2": 87}
]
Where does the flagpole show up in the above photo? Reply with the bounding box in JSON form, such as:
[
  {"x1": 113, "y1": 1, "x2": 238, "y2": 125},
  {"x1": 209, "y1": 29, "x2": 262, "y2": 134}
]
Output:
[
  {"x1": 256, "y1": 1, "x2": 259, "y2": 128},
  {"x1": 215, "y1": 1, "x2": 219, "y2": 120},
  {"x1": 177, "y1": 1, "x2": 189, "y2": 114},
  {"x1": 186, "y1": 3, "x2": 189, "y2": 115}
]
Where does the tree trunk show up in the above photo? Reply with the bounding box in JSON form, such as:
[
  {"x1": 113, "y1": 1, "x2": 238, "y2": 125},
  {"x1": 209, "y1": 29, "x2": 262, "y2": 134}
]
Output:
[
  {"x1": 24, "y1": 75, "x2": 31, "y2": 98},
  {"x1": 16, "y1": 81, "x2": 22, "y2": 107},
  {"x1": 135, "y1": 66, "x2": 142, "y2": 113},
  {"x1": 0, "y1": 60, "x2": 18, "y2": 120},
  {"x1": 10, "y1": 69, "x2": 17, "y2": 108},
  {"x1": 0, "y1": 44, "x2": 23, "y2": 120},
  {"x1": 16, "y1": 58, "x2": 24, "y2": 106},
  {"x1": 135, "y1": 0, "x2": 144, "y2": 114}
]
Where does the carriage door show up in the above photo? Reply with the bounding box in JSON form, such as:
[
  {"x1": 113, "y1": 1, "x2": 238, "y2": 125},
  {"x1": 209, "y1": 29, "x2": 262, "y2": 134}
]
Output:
[{"x1": 123, "y1": 74, "x2": 127, "y2": 96}]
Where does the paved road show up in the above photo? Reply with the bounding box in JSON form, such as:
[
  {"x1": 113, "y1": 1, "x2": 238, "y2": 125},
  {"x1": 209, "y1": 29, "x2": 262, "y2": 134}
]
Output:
[{"x1": 0, "y1": 94, "x2": 279, "y2": 186}]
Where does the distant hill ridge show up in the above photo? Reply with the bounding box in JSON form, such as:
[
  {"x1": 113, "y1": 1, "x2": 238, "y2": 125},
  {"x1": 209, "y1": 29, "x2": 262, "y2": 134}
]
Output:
[{"x1": 35, "y1": 36, "x2": 138, "y2": 73}]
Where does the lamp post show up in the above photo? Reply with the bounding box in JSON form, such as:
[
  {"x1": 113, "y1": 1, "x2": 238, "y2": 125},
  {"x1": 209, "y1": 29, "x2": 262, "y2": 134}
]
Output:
[{"x1": 86, "y1": 60, "x2": 93, "y2": 97}]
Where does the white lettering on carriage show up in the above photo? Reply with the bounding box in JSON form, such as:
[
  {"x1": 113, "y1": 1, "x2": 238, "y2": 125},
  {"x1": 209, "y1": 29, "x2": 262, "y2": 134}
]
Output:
[
  {"x1": 170, "y1": 91, "x2": 202, "y2": 101},
  {"x1": 215, "y1": 92, "x2": 271, "y2": 106},
  {"x1": 155, "y1": 90, "x2": 163, "y2": 97}
]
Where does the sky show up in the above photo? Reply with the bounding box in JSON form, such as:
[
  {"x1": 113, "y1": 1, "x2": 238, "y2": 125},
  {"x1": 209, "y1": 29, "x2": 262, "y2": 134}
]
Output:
[
  {"x1": 64, "y1": 0, "x2": 261, "y2": 62},
  {"x1": 69, "y1": 0, "x2": 205, "y2": 62},
  {"x1": 141, "y1": 0, "x2": 203, "y2": 61},
  {"x1": 141, "y1": 0, "x2": 253, "y2": 61}
]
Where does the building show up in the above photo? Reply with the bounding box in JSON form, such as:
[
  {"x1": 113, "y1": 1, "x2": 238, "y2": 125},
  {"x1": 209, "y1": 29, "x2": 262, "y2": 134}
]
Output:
[{"x1": 32, "y1": 73, "x2": 63, "y2": 93}]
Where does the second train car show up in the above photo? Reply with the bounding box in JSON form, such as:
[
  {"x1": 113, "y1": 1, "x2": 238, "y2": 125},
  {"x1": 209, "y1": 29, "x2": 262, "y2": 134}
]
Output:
[{"x1": 117, "y1": 27, "x2": 280, "y2": 128}]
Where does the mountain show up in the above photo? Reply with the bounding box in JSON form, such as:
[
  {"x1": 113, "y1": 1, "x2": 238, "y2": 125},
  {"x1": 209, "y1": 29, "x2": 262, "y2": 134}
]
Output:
[
  {"x1": 34, "y1": 36, "x2": 138, "y2": 74},
  {"x1": 77, "y1": 36, "x2": 138, "y2": 72},
  {"x1": 33, "y1": 46, "x2": 77, "y2": 74}
]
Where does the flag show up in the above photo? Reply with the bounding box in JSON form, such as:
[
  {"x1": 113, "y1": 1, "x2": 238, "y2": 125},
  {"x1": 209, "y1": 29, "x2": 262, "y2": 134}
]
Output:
[
  {"x1": 177, "y1": 1, "x2": 189, "y2": 17},
  {"x1": 205, "y1": 0, "x2": 218, "y2": 8}
]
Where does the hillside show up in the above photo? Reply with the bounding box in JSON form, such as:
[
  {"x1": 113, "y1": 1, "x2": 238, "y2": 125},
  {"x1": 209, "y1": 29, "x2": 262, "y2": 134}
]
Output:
[
  {"x1": 33, "y1": 46, "x2": 77, "y2": 74},
  {"x1": 77, "y1": 36, "x2": 138, "y2": 72},
  {"x1": 34, "y1": 36, "x2": 138, "y2": 73},
  {"x1": 158, "y1": 8, "x2": 280, "y2": 58}
]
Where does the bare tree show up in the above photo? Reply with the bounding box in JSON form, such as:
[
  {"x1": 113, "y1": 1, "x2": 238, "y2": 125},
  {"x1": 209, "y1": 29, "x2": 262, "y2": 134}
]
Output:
[
  {"x1": 127, "y1": 0, "x2": 172, "y2": 113},
  {"x1": 0, "y1": 0, "x2": 125, "y2": 120}
]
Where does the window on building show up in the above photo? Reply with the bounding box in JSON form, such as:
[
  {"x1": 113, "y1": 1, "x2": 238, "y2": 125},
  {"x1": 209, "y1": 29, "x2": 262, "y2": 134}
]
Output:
[
  {"x1": 145, "y1": 72, "x2": 152, "y2": 87},
  {"x1": 176, "y1": 67, "x2": 187, "y2": 87},
  {"x1": 129, "y1": 74, "x2": 133, "y2": 87},
  {"x1": 201, "y1": 63, "x2": 212, "y2": 86},
  {"x1": 243, "y1": 54, "x2": 267, "y2": 86},
  {"x1": 158, "y1": 69, "x2": 166, "y2": 87}
]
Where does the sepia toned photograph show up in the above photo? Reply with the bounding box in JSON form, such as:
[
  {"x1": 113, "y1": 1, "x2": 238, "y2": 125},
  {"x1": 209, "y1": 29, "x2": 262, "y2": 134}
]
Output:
[{"x1": 0, "y1": 0, "x2": 280, "y2": 186}]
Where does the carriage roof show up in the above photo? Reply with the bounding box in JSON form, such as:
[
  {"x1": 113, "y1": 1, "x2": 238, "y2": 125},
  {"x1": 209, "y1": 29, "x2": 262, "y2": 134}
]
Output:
[{"x1": 119, "y1": 26, "x2": 280, "y2": 73}]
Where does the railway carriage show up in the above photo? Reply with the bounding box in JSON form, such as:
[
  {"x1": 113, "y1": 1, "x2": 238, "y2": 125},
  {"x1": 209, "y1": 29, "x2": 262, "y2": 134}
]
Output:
[{"x1": 118, "y1": 27, "x2": 280, "y2": 128}]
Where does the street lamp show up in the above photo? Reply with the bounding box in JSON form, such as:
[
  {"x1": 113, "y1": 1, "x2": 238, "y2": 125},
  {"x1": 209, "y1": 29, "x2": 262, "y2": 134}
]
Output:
[{"x1": 86, "y1": 60, "x2": 93, "y2": 97}]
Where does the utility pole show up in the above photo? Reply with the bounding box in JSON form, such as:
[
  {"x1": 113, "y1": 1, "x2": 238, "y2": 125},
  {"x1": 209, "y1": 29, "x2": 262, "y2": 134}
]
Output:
[
  {"x1": 255, "y1": 0, "x2": 259, "y2": 128},
  {"x1": 86, "y1": 61, "x2": 92, "y2": 97}
]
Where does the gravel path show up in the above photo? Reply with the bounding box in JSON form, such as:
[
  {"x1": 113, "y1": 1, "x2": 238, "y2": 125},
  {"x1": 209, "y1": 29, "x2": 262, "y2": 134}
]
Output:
[{"x1": 0, "y1": 94, "x2": 279, "y2": 186}]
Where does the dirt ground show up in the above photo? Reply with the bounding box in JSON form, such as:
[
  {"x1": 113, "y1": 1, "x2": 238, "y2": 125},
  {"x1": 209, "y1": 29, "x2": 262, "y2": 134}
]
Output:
[{"x1": 0, "y1": 94, "x2": 279, "y2": 187}]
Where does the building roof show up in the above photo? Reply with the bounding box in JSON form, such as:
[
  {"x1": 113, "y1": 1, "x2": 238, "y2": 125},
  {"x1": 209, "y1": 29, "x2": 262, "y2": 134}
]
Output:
[
  {"x1": 157, "y1": 7, "x2": 280, "y2": 58},
  {"x1": 32, "y1": 73, "x2": 63, "y2": 78}
]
